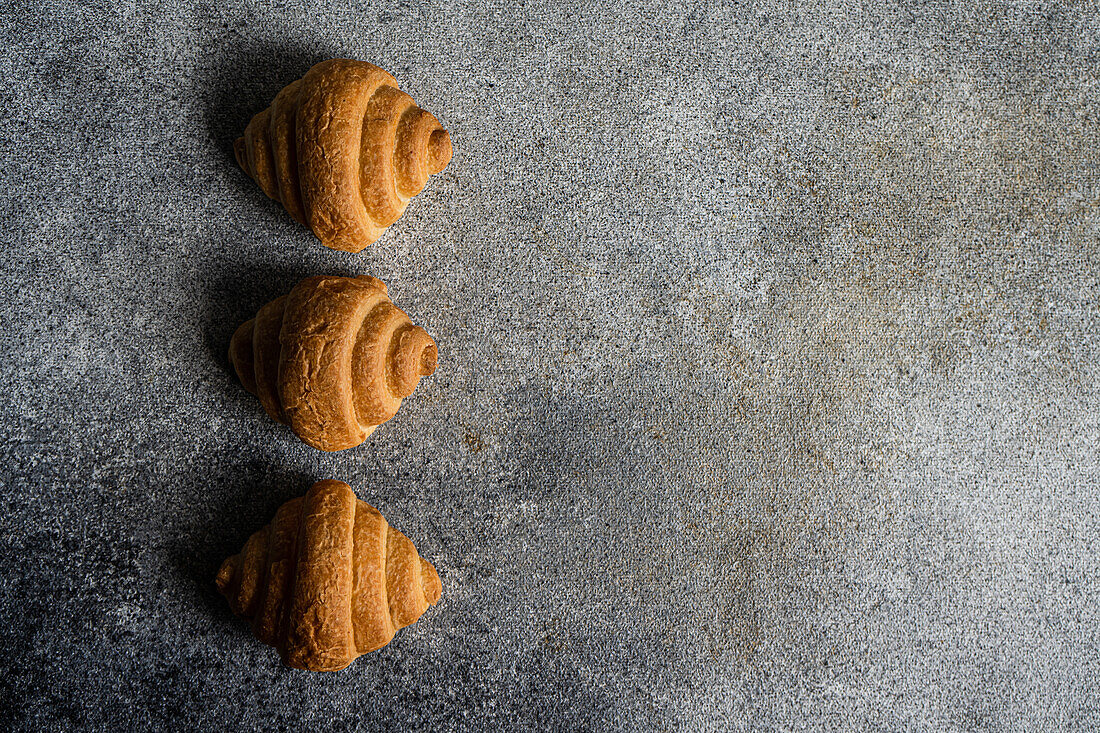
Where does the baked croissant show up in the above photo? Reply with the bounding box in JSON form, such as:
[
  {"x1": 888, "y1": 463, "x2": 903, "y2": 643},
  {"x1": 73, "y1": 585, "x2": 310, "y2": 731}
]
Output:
[
  {"x1": 229, "y1": 274, "x2": 437, "y2": 451},
  {"x1": 216, "y1": 479, "x2": 442, "y2": 671},
  {"x1": 234, "y1": 58, "x2": 452, "y2": 252}
]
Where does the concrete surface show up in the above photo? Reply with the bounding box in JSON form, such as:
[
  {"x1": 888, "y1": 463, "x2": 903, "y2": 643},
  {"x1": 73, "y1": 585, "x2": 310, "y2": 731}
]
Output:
[{"x1": 1, "y1": 0, "x2": 1098, "y2": 730}]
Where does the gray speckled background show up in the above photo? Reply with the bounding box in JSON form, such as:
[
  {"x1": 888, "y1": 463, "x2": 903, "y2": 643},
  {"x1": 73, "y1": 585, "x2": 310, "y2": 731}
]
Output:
[{"x1": 1, "y1": 0, "x2": 1098, "y2": 729}]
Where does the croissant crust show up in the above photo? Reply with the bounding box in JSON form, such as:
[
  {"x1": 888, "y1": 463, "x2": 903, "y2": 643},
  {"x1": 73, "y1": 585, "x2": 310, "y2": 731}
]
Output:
[
  {"x1": 229, "y1": 275, "x2": 437, "y2": 451},
  {"x1": 217, "y1": 480, "x2": 442, "y2": 671},
  {"x1": 234, "y1": 59, "x2": 453, "y2": 252}
]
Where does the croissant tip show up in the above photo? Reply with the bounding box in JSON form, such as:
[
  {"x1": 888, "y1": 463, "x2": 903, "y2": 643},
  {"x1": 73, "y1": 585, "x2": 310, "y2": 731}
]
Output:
[
  {"x1": 215, "y1": 557, "x2": 237, "y2": 594},
  {"x1": 421, "y1": 343, "x2": 438, "y2": 376},
  {"x1": 233, "y1": 136, "x2": 247, "y2": 172},
  {"x1": 427, "y1": 129, "x2": 452, "y2": 174},
  {"x1": 229, "y1": 318, "x2": 258, "y2": 395},
  {"x1": 421, "y1": 558, "x2": 442, "y2": 605}
]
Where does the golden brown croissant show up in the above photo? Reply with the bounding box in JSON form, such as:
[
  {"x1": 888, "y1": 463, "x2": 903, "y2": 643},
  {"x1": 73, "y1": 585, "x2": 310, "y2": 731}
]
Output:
[
  {"x1": 234, "y1": 59, "x2": 452, "y2": 252},
  {"x1": 216, "y1": 479, "x2": 442, "y2": 671},
  {"x1": 229, "y1": 274, "x2": 437, "y2": 451}
]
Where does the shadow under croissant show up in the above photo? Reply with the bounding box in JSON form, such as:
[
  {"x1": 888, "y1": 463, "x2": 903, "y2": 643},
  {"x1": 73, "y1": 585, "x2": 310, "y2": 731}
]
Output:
[
  {"x1": 192, "y1": 37, "x2": 357, "y2": 383},
  {"x1": 195, "y1": 36, "x2": 335, "y2": 170},
  {"x1": 168, "y1": 458, "x2": 316, "y2": 627}
]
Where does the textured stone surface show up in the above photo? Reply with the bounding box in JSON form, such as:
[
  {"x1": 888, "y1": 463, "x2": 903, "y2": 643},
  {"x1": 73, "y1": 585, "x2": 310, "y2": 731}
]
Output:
[{"x1": 1, "y1": 0, "x2": 1099, "y2": 729}]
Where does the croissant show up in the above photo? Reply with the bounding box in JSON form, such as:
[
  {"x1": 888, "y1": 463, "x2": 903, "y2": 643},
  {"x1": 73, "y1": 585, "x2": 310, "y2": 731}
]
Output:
[
  {"x1": 216, "y1": 479, "x2": 442, "y2": 671},
  {"x1": 234, "y1": 59, "x2": 453, "y2": 252},
  {"x1": 229, "y1": 274, "x2": 437, "y2": 451}
]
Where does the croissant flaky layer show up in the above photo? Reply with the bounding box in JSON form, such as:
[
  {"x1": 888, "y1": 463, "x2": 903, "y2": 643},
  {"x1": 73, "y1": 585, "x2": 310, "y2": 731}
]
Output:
[
  {"x1": 217, "y1": 480, "x2": 442, "y2": 671},
  {"x1": 235, "y1": 59, "x2": 453, "y2": 252},
  {"x1": 229, "y1": 275, "x2": 437, "y2": 451}
]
